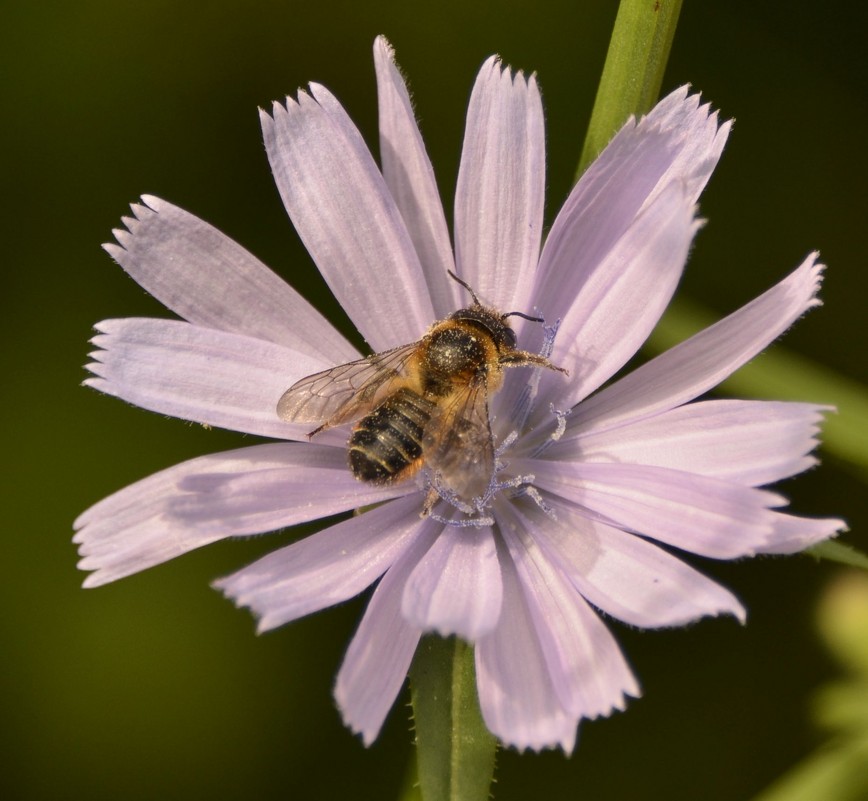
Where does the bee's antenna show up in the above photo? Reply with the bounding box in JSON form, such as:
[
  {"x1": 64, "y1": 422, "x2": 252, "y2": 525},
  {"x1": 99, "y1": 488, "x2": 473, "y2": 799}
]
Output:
[
  {"x1": 503, "y1": 310, "x2": 544, "y2": 324},
  {"x1": 446, "y1": 271, "x2": 544, "y2": 323},
  {"x1": 447, "y1": 270, "x2": 482, "y2": 306}
]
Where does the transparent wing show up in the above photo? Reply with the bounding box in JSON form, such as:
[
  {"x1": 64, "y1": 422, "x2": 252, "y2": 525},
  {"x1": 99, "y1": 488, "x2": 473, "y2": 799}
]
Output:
[
  {"x1": 423, "y1": 375, "x2": 496, "y2": 502},
  {"x1": 277, "y1": 342, "x2": 420, "y2": 429}
]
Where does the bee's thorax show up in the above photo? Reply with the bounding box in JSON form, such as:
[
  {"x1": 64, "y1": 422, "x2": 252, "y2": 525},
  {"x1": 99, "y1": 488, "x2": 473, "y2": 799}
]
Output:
[{"x1": 423, "y1": 325, "x2": 488, "y2": 395}]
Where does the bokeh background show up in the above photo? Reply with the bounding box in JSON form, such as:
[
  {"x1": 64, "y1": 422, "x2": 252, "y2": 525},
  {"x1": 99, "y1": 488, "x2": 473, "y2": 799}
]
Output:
[{"x1": 3, "y1": 1, "x2": 867, "y2": 799}]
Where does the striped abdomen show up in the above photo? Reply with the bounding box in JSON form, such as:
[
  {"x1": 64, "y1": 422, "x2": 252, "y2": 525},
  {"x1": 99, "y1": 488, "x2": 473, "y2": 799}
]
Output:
[{"x1": 348, "y1": 388, "x2": 436, "y2": 484}]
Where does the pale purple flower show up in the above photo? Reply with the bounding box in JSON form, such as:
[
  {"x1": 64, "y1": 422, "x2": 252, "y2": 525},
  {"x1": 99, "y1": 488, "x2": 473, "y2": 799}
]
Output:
[{"x1": 75, "y1": 37, "x2": 844, "y2": 753}]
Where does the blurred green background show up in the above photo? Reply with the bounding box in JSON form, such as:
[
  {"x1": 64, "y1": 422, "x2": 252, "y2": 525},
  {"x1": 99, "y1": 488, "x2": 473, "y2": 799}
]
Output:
[{"x1": 3, "y1": 1, "x2": 867, "y2": 799}]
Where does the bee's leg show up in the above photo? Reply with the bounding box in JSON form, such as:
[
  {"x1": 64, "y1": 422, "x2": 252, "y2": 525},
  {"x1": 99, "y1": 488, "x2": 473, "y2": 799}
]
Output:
[
  {"x1": 307, "y1": 418, "x2": 339, "y2": 439},
  {"x1": 420, "y1": 486, "x2": 439, "y2": 518},
  {"x1": 500, "y1": 350, "x2": 568, "y2": 375}
]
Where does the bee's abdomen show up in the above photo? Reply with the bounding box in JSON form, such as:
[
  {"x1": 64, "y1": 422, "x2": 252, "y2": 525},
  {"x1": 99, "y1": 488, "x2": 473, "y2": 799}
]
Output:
[{"x1": 348, "y1": 388, "x2": 435, "y2": 484}]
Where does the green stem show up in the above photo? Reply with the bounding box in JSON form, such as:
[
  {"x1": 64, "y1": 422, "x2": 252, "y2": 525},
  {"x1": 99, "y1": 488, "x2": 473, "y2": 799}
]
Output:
[
  {"x1": 577, "y1": 0, "x2": 684, "y2": 177},
  {"x1": 407, "y1": 636, "x2": 496, "y2": 801}
]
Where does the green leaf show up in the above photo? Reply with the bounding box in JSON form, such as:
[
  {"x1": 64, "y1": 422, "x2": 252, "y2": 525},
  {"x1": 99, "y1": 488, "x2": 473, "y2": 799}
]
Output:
[
  {"x1": 814, "y1": 681, "x2": 868, "y2": 732},
  {"x1": 407, "y1": 636, "x2": 496, "y2": 801},
  {"x1": 752, "y1": 574, "x2": 868, "y2": 801},
  {"x1": 578, "y1": 0, "x2": 684, "y2": 176},
  {"x1": 750, "y1": 738, "x2": 868, "y2": 801},
  {"x1": 809, "y1": 541, "x2": 868, "y2": 572},
  {"x1": 815, "y1": 572, "x2": 868, "y2": 674}
]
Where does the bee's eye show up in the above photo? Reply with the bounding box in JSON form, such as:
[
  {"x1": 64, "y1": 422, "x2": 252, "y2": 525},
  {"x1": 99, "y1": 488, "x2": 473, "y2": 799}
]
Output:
[{"x1": 502, "y1": 328, "x2": 517, "y2": 349}]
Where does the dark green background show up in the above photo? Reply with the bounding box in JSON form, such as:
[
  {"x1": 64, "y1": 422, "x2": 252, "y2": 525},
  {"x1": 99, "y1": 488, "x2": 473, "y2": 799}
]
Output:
[{"x1": 3, "y1": 1, "x2": 866, "y2": 799}]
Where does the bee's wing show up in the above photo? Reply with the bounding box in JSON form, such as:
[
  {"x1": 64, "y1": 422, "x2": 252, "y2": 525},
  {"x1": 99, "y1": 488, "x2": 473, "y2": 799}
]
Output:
[
  {"x1": 277, "y1": 342, "x2": 420, "y2": 429},
  {"x1": 423, "y1": 376, "x2": 496, "y2": 502}
]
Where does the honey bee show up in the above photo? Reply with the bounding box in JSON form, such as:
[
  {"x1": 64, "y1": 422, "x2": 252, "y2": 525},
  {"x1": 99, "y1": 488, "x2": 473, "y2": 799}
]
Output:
[{"x1": 277, "y1": 272, "x2": 565, "y2": 513}]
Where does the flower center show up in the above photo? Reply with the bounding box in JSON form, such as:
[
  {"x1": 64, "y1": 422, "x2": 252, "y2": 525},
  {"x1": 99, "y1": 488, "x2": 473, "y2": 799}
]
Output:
[{"x1": 423, "y1": 317, "x2": 565, "y2": 529}]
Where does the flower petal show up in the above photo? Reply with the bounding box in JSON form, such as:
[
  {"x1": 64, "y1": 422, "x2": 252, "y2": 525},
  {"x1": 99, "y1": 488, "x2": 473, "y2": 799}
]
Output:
[
  {"x1": 763, "y1": 512, "x2": 845, "y2": 555},
  {"x1": 527, "y1": 460, "x2": 786, "y2": 559},
  {"x1": 402, "y1": 522, "x2": 502, "y2": 640},
  {"x1": 569, "y1": 399, "x2": 829, "y2": 486},
  {"x1": 85, "y1": 318, "x2": 332, "y2": 441},
  {"x1": 498, "y1": 503, "x2": 640, "y2": 720},
  {"x1": 75, "y1": 443, "x2": 397, "y2": 587},
  {"x1": 530, "y1": 88, "x2": 727, "y2": 339},
  {"x1": 475, "y1": 541, "x2": 578, "y2": 753},
  {"x1": 263, "y1": 86, "x2": 435, "y2": 350},
  {"x1": 640, "y1": 86, "x2": 731, "y2": 207},
  {"x1": 103, "y1": 196, "x2": 357, "y2": 363},
  {"x1": 334, "y1": 517, "x2": 436, "y2": 745},
  {"x1": 528, "y1": 180, "x2": 697, "y2": 415},
  {"x1": 373, "y1": 36, "x2": 457, "y2": 317},
  {"x1": 567, "y1": 254, "x2": 825, "y2": 438},
  {"x1": 215, "y1": 493, "x2": 426, "y2": 633},
  {"x1": 522, "y1": 500, "x2": 745, "y2": 628},
  {"x1": 454, "y1": 56, "x2": 545, "y2": 311},
  {"x1": 170, "y1": 448, "x2": 408, "y2": 534}
]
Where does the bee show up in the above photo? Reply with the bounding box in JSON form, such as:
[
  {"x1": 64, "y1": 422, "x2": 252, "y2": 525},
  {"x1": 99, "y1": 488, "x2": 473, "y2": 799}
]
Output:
[{"x1": 277, "y1": 272, "x2": 565, "y2": 514}]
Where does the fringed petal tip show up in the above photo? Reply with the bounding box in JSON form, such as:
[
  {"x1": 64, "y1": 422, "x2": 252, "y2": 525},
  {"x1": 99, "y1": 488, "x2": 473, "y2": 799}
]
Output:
[
  {"x1": 211, "y1": 573, "x2": 268, "y2": 634},
  {"x1": 335, "y1": 690, "x2": 397, "y2": 750},
  {"x1": 476, "y1": 52, "x2": 538, "y2": 89},
  {"x1": 502, "y1": 722, "x2": 580, "y2": 756},
  {"x1": 798, "y1": 250, "x2": 826, "y2": 305},
  {"x1": 640, "y1": 84, "x2": 719, "y2": 132},
  {"x1": 696, "y1": 596, "x2": 747, "y2": 627},
  {"x1": 373, "y1": 33, "x2": 393, "y2": 57},
  {"x1": 211, "y1": 577, "x2": 270, "y2": 633},
  {"x1": 260, "y1": 83, "x2": 340, "y2": 123},
  {"x1": 259, "y1": 95, "x2": 302, "y2": 129},
  {"x1": 263, "y1": 96, "x2": 290, "y2": 123},
  {"x1": 213, "y1": 573, "x2": 297, "y2": 636},
  {"x1": 74, "y1": 528, "x2": 147, "y2": 589},
  {"x1": 622, "y1": 84, "x2": 733, "y2": 205},
  {"x1": 484, "y1": 680, "x2": 641, "y2": 755},
  {"x1": 341, "y1": 720, "x2": 378, "y2": 748},
  {"x1": 101, "y1": 195, "x2": 163, "y2": 257},
  {"x1": 72, "y1": 530, "x2": 171, "y2": 590},
  {"x1": 512, "y1": 739, "x2": 576, "y2": 756},
  {"x1": 75, "y1": 549, "x2": 128, "y2": 589},
  {"x1": 761, "y1": 515, "x2": 848, "y2": 556},
  {"x1": 73, "y1": 526, "x2": 106, "y2": 588},
  {"x1": 79, "y1": 571, "x2": 107, "y2": 590},
  {"x1": 210, "y1": 579, "x2": 280, "y2": 635}
]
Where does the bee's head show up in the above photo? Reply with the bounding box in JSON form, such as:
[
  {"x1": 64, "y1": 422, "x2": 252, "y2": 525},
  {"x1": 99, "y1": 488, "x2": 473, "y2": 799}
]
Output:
[
  {"x1": 446, "y1": 270, "x2": 542, "y2": 351},
  {"x1": 448, "y1": 305, "x2": 518, "y2": 350}
]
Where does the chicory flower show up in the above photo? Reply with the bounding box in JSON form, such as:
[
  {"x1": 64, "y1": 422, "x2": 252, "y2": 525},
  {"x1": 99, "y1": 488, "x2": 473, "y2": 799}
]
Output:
[{"x1": 75, "y1": 37, "x2": 844, "y2": 752}]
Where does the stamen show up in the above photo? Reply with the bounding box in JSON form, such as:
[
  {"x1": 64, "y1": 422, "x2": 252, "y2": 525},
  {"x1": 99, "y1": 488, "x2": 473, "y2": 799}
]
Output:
[
  {"x1": 420, "y1": 453, "x2": 540, "y2": 529},
  {"x1": 430, "y1": 511, "x2": 495, "y2": 528},
  {"x1": 511, "y1": 316, "x2": 562, "y2": 433},
  {"x1": 529, "y1": 404, "x2": 571, "y2": 458},
  {"x1": 426, "y1": 475, "x2": 476, "y2": 514},
  {"x1": 539, "y1": 317, "x2": 561, "y2": 360},
  {"x1": 519, "y1": 485, "x2": 557, "y2": 520},
  {"x1": 495, "y1": 430, "x2": 519, "y2": 457},
  {"x1": 424, "y1": 476, "x2": 494, "y2": 527},
  {"x1": 550, "y1": 405, "x2": 570, "y2": 441}
]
